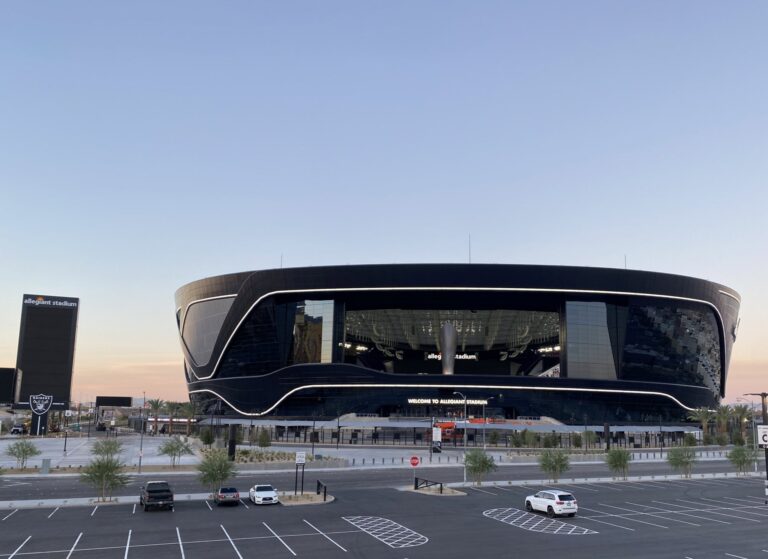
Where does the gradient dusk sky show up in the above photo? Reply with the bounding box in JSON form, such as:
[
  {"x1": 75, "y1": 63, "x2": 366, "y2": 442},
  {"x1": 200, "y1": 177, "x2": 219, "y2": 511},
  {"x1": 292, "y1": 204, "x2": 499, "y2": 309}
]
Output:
[{"x1": 1, "y1": 2, "x2": 766, "y2": 404}]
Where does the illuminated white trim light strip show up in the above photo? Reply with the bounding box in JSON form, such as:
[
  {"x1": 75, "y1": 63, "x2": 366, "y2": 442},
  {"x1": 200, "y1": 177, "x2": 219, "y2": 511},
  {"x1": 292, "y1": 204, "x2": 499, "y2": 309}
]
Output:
[
  {"x1": 188, "y1": 286, "x2": 730, "y2": 381},
  {"x1": 718, "y1": 289, "x2": 741, "y2": 303},
  {"x1": 189, "y1": 383, "x2": 699, "y2": 417}
]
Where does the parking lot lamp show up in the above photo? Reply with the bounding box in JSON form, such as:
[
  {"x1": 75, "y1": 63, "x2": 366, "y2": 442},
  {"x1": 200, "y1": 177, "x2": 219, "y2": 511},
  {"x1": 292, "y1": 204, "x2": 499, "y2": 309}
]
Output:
[
  {"x1": 453, "y1": 391, "x2": 468, "y2": 484},
  {"x1": 745, "y1": 392, "x2": 768, "y2": 504}
]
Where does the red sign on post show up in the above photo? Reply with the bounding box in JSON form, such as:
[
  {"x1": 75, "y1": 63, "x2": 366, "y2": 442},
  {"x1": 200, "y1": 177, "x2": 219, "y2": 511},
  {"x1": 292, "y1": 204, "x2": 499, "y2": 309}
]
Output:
[{"x1": 410, "y1": 456, "x2": 419, "y2": 467}]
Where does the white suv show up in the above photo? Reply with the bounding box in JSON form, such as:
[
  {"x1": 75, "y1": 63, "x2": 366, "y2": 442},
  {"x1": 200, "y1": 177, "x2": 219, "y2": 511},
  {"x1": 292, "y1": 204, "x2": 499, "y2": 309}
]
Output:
[{"x1": 525, "y1": 490, "x2": 578, "y2": 518}]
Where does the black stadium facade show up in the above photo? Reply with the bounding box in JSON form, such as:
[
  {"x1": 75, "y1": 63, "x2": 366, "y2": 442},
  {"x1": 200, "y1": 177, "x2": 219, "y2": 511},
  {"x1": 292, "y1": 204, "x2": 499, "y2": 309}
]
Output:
[{"x1": 175, "y1": 264, "x2": 740, "y2": 424}]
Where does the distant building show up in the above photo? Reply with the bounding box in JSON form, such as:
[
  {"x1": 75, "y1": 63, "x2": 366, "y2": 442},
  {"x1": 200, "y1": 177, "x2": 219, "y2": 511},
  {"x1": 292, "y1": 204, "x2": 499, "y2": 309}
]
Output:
[
  {"x1": 175, "y1": 265, "x2": 739, "y2": 423},
  {"x1": 15, "y1": 294, "x2": 79, "y2": 409}
]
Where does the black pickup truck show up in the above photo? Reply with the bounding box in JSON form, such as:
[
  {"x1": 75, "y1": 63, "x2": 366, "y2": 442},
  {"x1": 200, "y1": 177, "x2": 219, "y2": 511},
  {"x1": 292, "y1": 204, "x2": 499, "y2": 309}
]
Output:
[{"x1": 139, "y1": 481, "x2": 174, "y2": 511}]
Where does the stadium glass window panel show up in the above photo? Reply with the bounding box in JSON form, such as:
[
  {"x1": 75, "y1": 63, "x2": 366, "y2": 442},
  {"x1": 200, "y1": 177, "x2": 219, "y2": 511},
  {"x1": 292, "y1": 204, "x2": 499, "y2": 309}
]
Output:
[{"x1": 182, "y1": 296, "x2": 235, "y2": 366}]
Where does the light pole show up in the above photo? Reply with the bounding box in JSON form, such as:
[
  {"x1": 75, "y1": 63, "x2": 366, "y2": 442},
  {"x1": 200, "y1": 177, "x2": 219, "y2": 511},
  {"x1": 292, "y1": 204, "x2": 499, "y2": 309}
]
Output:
[
  {"x1": 453, "y1": 391, "x2": 468, "y2": 484},
  {"x1": 483, "y1": 397, "x2": 495, "y2": 450},
  {"x1": 138, "y1": 391, "x2": 145, "y2": 474},
  {"x1": 745, "y1": 392, "x2": 768, "y2": 502}
]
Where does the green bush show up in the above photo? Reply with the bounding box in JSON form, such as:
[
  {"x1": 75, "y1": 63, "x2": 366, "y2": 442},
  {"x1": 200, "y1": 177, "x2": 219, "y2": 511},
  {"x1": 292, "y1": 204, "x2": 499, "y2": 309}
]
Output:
[
  {"x1": 488, "y1": 431, "x2": 500, "y2": 446},
  {"x1": 158, "y1": 437, "x2": 193, "y2": 468},
  {"x1": 683, "y1": 433, "x2": 698, "y2": 447},
  {"x1": 198, "y1": 449, "x2": 236, "y2": 496},
  {"x1": 509, "y1": 431, "x2": 524, "y2": 448},
  {"x1": 538, "y1": 449, "x2": 570, "y2": 482},
  {"x1": 583, "y1": 431, "x2": 597, "y2": 449},
  {"x1": 667, "y1": 446, "x2": 697, "y2": 478},
  {"x1": 732, "y1": 434, "x2": 745, "y2": 447},
  {"x1": 572, "y1": 433, "x2": 582, "y2": 448},
  {"x1": 728, "y1": 445, "x2": 758, "y2": 475},
  {"x1": 200, "y1": 428, "x2": 214, "y2": 447},
  {"x1": 702, "y1": 434, "x2": 714, "y2": 445},
  {"x1": 92, "y1": 439, "x2": 123, "y2": 458},
  {"x1": 542, "y1": 433, "x2": 559, "y2": 448},
  {"x1": 523, "y1": 430, "x2": 538, "y2": 448},
  {"x1": 258, "y1": 428, "x2": 271, "y2": 448},
  {"x1": 6, "y1": 440, "x2": 41, "y2": 470},
  {"x1": 465, "y1": 449, "x2": 497, "y2": 485},
  {"x1": 80, "y1": 456, "x2": 129, "y2": 502},
  {"x1": 715, "y1": 433, "x2": 729, "y2": 447},
  {"x1": 605, "y1": 448, "x2": 631, "y2": 480}
]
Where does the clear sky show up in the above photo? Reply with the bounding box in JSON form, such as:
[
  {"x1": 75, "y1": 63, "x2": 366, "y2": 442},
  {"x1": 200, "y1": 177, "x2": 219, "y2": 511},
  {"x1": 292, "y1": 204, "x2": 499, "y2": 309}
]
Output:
[{"x1": 1, "y1": 1, "x2": 766, "y2": 405}]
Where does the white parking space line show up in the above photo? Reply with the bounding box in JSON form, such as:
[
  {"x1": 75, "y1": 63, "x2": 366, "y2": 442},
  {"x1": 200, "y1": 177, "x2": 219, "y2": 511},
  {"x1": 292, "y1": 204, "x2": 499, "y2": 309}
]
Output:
[
  {"x1": 65, "y1": 533, "x2": 82, "y2": 559},
  {"x1": 640, "y1": 501, "x2": 731, "y2": 524},
  {"x1": 204, "y1": 501, "x2": 212, "y2": 511},
  {"x1": 8, "y1": 536, "x2": 31, "y2": 559},
  {"x1": 263, "y1": 522, "x2": 297, "y2": 556},
  {"x1": 675, "y1": 499, "x2": 761, "y2": 522},
  {"x1": 467, "y1": 486, "x2": 497, "y2": 495},
  {"x1": 48, "y1": 507, "x2": 59, "y2": 519},
  {"x1": 725, "y1": 554, "x2": 748, "y2": 559},
  {"x1": 723, "y1": 496, "x2": 768, "y2": 505},
  {"x1": 585, "y1": 483, "x2": 622, "y2": 491},
  {"x1": 578, "y1": 515, "x2": 635, "y2": 531},
  {"x1": 3, "y1": 509, "x2": 18, "y2": 521},
  {"x1": 304, "y1": 519, "x2": 348, "y2": 552},
  {"x1": 579, "y1": 506, "x2": 669, "y2": 529},
  {"x1": 622, "y1": 481, "x2": 669, "y2": 489},
  {"x1": 597, "y1": 503, "x2": 690, "y2": 526},
  {"x1": 619, "y1": 502, "x2": 700, "y2": 526},
  {"x1": 124, "y1": 530, "x2": 131, "y2": 559},
  {"x1": 343, "y1": 516, "x2": 429, "y2": 548},
  {"x1": 239, "y1": 499, "x2": 249, "y2": 509},
  {"x1": 695, "y1": 497, "x2": 768, "y2": 517},
  {"x1": 492, "y1": 484, "x2": 522, "y2": 493},
  {"x1": 220, "y1": 524, "x2": 244, "y2": 559},
  {"x1": 176, "y1": 527, "x2": 185, "y2": 559},
  {"x1": 483, "y1": 508, "x2": 598, "y2": 535},
  {"x1": 132, "y1": 504, "x2": 136, "y2": 515},
  {"x1": 559, "y1": 484, "x2": 599, "y2": 492},
  {"x1": 91, "y1": 506, "x2": 98, "y2": 517}
]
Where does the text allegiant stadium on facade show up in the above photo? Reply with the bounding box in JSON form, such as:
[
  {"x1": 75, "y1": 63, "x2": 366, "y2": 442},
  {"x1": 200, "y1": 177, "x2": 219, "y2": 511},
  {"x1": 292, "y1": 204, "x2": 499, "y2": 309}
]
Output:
[{"x1": 174, "y1": 264, "x2": 740, "y2": 423}]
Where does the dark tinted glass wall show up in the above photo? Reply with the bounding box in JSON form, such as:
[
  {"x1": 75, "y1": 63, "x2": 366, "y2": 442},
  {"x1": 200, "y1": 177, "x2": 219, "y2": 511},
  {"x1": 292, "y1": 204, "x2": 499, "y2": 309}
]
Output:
[
  {"x1": 15, "y1": 295, "x2": 79, "y2": 404},
  {"x1": 182, "y1": 296, "x2": 235, "y2": 366},
  {"x1": 564, "y1": 297, "x2": 721, "y2": 394}
]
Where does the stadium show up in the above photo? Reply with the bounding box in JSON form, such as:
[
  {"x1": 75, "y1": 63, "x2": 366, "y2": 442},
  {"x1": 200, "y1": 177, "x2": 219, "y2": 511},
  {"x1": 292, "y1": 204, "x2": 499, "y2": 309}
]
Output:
[{"x1": 174, "y1": 264, "x2": 740, "y2": 424}]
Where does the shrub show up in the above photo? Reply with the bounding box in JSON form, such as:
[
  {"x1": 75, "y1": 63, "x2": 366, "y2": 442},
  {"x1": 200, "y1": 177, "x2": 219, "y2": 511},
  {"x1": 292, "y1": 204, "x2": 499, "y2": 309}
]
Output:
[
  {"x1": 488, "y1": 431, "x2": 500, "y2": 446},
  {"x1": 6, "y1": 440, "x2": 41, "y2": 470},
  {"x1": 523, "y1": 430, "x2": 538, "y2": 448},
  {"x1": 92, "y1": 439, "x2": 123, "y2": 458},
  {"x1": 572, "y1": 433, "x2": 582, "y2": 448},
  {"x1": 702, "y1": 434, "x2": 714, "y2": 446},
  {"x1": 200, "y1": 428, "x2": 214, "y2": 447},
  {"x1": 158, "y1": 437, "x2": 193, "y2": 468},
  {"x1": 198, "y1": 449, "x2": 236, "y2": 496},
  {"x1": 80, "y1": 456, "x2": 129, "y2": 502},
  {"x1": 667, "y1": 446, "x2": 697, "y2": 478},
  {"x1": 728, "y1": 445, "x2": 758, "y2": 475},
  {"x1": 542, "y1": 433, "x2": 559, "y2": 448},
  {"x1": 715, "y1": 433, "x2": 729, "y2": 447},
  {"x1": 732, "y1": 434, "x2": 745, "y2": 447},
  {"x1": 538, "y1": 449, "x2": 570, "y2": 482},
  {"x1": 509, "y1": 431, "x2": 524, "y2": 448},
  {"x1": 605, "y1": 448, "x2": 631, "y2": 480},
  {"x1": 683, "y1": 433, "x2": 698, "y2": 447},
  {"x1": 465, "y1": 449, "x2": 496, "y2": 485},
  {"x1": 584, "y1": 431, "x2": 597, "y2": 449},
  {"x1": 257, "y1": 428, "x2": 271, "y2": 448}
]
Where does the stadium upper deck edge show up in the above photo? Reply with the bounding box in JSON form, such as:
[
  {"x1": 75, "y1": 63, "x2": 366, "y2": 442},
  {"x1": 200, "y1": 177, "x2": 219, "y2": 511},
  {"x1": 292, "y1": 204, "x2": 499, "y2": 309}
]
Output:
[{"x1": 174, "y1": 264, "x2": 740, "y2": 423}]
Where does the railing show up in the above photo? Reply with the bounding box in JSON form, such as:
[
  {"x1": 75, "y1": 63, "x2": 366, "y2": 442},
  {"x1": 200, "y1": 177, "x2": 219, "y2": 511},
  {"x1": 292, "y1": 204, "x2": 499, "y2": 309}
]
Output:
[
  {"x1": 316, "y1": 480, "x2": 328, "y2": 502},
  {"x1": 414, "y1": 477, "x2": 443, "y2": 494}
]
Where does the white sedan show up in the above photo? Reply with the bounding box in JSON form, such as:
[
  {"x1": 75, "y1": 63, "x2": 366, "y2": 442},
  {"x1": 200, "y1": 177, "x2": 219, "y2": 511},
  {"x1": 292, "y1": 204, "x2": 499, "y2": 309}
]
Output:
[
  {"x1": 525, "y1": 489, "x2": 578, "y2": 517},
  {"x1": 249, "y1": 484, "x2": 280, "y2": 505}
]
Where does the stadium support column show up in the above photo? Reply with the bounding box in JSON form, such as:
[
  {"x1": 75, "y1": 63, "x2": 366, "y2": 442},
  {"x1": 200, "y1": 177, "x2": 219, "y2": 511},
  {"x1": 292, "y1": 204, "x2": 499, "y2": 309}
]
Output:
[{"x1": 440, "y1": 323, "x2": 457, "y2": 375}]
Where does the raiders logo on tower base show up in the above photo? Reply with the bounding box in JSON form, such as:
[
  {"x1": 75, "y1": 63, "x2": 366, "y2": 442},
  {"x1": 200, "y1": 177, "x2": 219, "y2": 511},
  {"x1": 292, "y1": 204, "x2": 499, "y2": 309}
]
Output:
[{"x1": 29, "y1": 394, "x2": 54, "y2": 415}]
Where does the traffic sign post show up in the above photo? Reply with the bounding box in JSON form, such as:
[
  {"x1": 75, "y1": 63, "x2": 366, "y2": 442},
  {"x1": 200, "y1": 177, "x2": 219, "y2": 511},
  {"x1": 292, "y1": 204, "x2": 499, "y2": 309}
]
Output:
[
  {"x1": 758, "y1": 425, "x2": 768, "y2": 448},
  {"x1": 410, "y1": 455, "x2": 419, "y2": 484},
  {"x1": 295, "y1": 452, "x2": 306, "y2": 495}
]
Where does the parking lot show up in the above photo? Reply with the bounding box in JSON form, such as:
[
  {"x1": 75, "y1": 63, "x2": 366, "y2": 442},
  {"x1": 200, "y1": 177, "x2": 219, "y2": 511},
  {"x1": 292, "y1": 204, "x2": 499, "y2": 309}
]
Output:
[{"x1": 1, "y1": 477, "x2": 767, "y2": 558}]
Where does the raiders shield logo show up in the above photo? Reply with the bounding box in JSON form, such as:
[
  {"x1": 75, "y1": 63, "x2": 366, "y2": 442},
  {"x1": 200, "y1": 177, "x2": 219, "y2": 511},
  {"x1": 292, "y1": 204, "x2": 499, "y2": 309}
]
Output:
[{"x1": 29, "y1": 394, "x2": 53, "y2": 415}]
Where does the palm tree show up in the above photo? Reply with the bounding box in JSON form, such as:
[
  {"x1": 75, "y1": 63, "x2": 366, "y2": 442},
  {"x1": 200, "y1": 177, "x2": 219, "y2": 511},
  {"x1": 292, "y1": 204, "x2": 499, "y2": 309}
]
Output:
[
  {"x1": 687, "y1": 407, "x2": 714, "y2": 440},
  {"x1": 715, "y1": 404, "x2": 732, "y2": 437},
  {"x1": 179, "y1": 401, "x2": 198, "y2": 436},
  {"x1": 146, "y1": 399, "x2": 165, "y2": 436},
  {"x1": 166, "y1": 402, "x2": 181, "y2": 436},
  {"x1": 731, "y1": 404, "x2": 751, "y2": 442}
]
